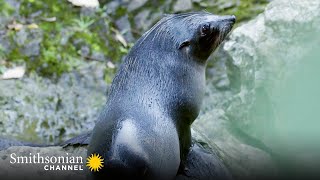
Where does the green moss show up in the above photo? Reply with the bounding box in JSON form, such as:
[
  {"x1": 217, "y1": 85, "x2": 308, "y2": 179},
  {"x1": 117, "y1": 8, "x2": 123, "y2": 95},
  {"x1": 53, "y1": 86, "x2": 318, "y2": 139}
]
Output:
[
  {"x1": 3, "y1": 0, "x2": 268, "y2": 79},
  {"x1": 36, "y1": 37, "x2": 77, "y2": 76},
  {"x1": 0, "y1": 0, "x2": 127, "y2": 78},
  {"x1": 225, "y1": 0, "x2": 268, "y2": 22},
  {"x1": 0, "y1": 44, "x2": 5, "y2": 62},
  {"x1": 20, "y1": 0, "x2": 78, "y2": 23},
  {"x1": 115, "y1": 6, "x2": 127, "y2": 19},
  {"x1": 193, "y1": 0, "x2": 268, "y2": 23}
]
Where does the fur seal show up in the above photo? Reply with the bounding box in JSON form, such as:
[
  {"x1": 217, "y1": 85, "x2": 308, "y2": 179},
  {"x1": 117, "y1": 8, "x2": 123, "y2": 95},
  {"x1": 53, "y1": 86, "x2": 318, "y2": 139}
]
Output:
[{"x1": 86, "y1": 12, "x2": 236, "y2": 180}]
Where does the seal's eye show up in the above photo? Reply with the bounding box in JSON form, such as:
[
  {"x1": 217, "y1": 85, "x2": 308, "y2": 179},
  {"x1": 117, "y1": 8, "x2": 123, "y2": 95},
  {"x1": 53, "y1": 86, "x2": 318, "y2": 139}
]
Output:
[{"x1": 201, "y1": 24, "x2": 210, "y2": 36}]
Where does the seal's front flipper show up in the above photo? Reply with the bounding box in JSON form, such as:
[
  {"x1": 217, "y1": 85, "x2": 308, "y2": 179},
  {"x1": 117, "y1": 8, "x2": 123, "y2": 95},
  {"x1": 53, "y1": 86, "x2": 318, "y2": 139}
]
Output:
[
  {"x1": 176, "y1": 142, "x2": 233, "y2": 180},
  {"x1": 60, "y1": 131, "x2": 92, "y2": 147}
]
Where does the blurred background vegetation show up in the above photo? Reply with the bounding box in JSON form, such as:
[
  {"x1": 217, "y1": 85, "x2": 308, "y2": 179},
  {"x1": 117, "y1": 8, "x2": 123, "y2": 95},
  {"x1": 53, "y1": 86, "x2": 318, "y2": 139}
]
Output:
[{"x1": 0, "y1": 0, "x2": 268, "y2": 81}]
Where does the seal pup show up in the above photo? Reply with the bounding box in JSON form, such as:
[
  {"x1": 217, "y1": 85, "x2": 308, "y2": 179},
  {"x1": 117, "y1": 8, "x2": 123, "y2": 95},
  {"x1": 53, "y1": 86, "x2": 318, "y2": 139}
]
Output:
[{"x1": 86, "y1": 12, "x2": 236, "y2": 180}]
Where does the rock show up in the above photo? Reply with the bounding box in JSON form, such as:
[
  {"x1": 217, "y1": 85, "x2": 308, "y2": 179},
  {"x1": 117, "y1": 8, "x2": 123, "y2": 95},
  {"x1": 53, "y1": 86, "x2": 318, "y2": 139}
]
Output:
[
  {"x1": 105, "y1": 1, "x2": 121, "y2": 15},
  {"x1": 29, "y1": 10, "x2": 43, "y2": 19},
  {"x1": 0, "y1": 62, "x2": 107, "y2": 144},
  {"x1": 128, "y1": 0, "x2": 148, "y2": 12},
  {"x1": 0, "y1": 129, "x2": 228, "y2": 180},
  {"x1": 217, "y1": 1, "x2": 235, "y2": 10},
  {"x1": 192, "y1": 0, "x2": 202, "y2": 3},
  {"x1": 21, "y1": 39, "x2": 41, "y2": 57},
  {"x1": 0, "y1": 66, "x2": 25, "y2": 80},
  {"x1": 13, "y1": 29, "x2": 27, "y2": 46},
  {"x1": 134, "y1": 9, "x2": 151, "y2": 31},
  {"x1": 80, "y1": 7, "x2": 98, "y2": 17},
  {"x1": 115, "y1": 15, "x2": 135, "y2": 43},
  {"x1": 206, "y1": 48, "x2": 233, "y2": 90},
  {"x1": 223, "y1": 0, "x2": 320, "y2": 146},
  {"x1": 4, "y1": 0, "x2": 20, "y2": 15},
  {"x1": 0, "y1": 30, "x2": 13, "y2": 54},
  {"x1": 91, "y1": 51, "x2": 105, "y2": 61},
  {"x1": 67, "y1": 0, "x2": 99, "y2": 8},
  {"x1": 13, "y1": 28, "x2": 43, "y2": 57},
  {"x1": 79, "y1": 45, "x2": 90, "y2": 57},
  {"x1": 193, "y1": 110, "x2": 277, "y2": 180},
  {"x1": 7, "y1": 21, "x2": 23, "y2": 31},
  {"x1": 0, "y1": 138, "x2": 26, "y2": 151},
  {"x1": 194, "y1": 0, "x2": 320, "y2": 178},
  {"x1": 173, "y1": 0, "x2": 193, "y2": 12},
  {"x1": 133, "y1": 9, "x2": 162, "y2": 33}
]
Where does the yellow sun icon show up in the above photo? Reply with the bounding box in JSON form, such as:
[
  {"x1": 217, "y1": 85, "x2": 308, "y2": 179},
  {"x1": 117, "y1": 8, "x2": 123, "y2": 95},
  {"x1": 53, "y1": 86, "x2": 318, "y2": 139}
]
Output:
[{"x1": 86, "y1": 153, "x2": 104, "y2": 172}]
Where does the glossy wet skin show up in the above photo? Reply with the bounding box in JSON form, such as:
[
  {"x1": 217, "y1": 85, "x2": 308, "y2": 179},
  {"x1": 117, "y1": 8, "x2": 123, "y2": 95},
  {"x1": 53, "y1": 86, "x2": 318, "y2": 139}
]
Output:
[{"x1": 88, "y1": 12, "x2": 235, "y2": 180}]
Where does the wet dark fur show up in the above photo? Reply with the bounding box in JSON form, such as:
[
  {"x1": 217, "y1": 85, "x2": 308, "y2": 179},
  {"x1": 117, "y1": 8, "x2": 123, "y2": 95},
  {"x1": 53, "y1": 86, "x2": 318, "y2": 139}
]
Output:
[{"x1": 87, "y1": 12, "x2": 235, "y2": 180}]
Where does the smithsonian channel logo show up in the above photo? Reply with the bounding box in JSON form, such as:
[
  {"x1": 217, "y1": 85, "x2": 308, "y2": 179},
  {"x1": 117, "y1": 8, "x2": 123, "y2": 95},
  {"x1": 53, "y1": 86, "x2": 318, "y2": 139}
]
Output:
[{"x1": 9, "y1": 152, "x2": 104, "y2": 171}]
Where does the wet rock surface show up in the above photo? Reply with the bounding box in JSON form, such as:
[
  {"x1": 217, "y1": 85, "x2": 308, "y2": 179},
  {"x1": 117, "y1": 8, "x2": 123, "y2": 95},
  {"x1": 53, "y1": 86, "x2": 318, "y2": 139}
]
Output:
[
  {"x1": 195, "y1": 0, "x2": 320, "y2": 178},
  {"x1": 0, "y1": 129, "x2": 226, "y2": 180},
  {"x1": 0, "y1": 62, "x2": 107, "y2": 144},
  {"x1": 222, "y1": 0, "x2": 320, "y2": 145}
]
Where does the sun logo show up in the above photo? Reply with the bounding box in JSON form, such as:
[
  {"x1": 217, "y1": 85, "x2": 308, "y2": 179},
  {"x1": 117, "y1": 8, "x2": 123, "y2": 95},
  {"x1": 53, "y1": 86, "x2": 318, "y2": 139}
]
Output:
[{"x1": 86, "y1": 153, "x2": 104, "y2": 172}]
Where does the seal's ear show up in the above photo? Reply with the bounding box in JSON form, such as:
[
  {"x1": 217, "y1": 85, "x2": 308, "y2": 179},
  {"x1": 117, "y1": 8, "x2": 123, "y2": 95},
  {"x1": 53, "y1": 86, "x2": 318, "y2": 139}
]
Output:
[{"x1": 179, "y1": 40, "x2": 190, "y2": 50}]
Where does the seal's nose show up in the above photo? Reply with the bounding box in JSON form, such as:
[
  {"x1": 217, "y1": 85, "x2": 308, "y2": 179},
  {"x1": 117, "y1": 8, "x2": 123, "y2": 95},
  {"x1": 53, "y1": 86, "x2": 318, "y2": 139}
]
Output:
[
  {"x1": 230, "y1": 15, "x2": 236, "y2": 23},
  {"x1": 225, "y1": 15, "x2": 236, "y2": 24},
  {"x1": 219, "y1": 15, "x2": 236, "y2": 24}
]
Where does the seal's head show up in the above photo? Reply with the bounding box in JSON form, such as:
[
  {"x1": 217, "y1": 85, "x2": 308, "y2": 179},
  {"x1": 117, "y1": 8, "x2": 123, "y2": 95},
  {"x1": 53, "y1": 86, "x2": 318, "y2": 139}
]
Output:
[
  {"x1": 136, "y1": 11, "x2": 236, "y2": 62},
  {"x1": 178, "y1": 12, "x2": 236, "y2": 60}
]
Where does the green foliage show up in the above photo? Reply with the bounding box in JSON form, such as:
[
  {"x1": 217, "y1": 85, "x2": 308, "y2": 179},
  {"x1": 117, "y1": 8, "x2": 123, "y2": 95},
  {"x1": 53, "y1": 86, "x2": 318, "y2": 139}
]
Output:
[
  {"x1": 196, "y1": 0, "x2": 269, "y2": 23},
  {"x1": 2, "y1": 0, "x2": 269, "y2": 78},
  {"x1": 226, "y1": 0, "x2": 269, "y2": 22},
  {"x1": 0, "y1": 45, "x2": 5, "y2": 60},
  {"x1": 72, "y1": 16, "x2": 95, "y2": 33},
  {"x1": 1, "y1": 0, "x2": 128, "y2": 77},
  {"x1": 0, "y1": 0, "x2": 15, "y2": 16},
  {"x1": 224, "y1": 0, "x2": 269, "y2": 22},
  {"x1": 32, "y1": 37, "x2": 78, "y2": 76},
  {"x1": 115, "y1": 6, "x2": 128, "y2": 18}
]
